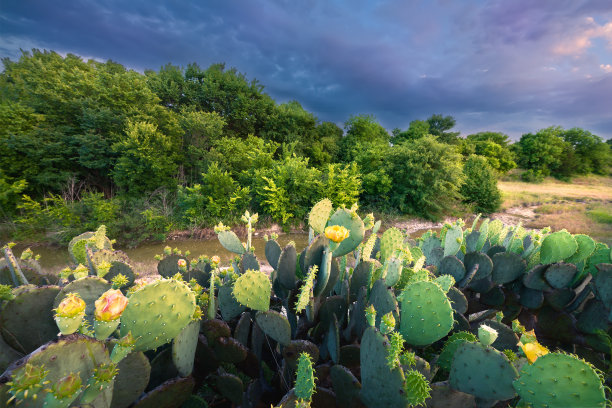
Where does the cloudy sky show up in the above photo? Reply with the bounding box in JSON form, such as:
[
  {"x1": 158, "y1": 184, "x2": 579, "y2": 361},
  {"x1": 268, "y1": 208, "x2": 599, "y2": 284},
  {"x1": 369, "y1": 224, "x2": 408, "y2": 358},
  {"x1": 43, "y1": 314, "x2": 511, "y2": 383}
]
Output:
[{"x1": 1, "y1": 0, "x2": 612, "y2": 140}]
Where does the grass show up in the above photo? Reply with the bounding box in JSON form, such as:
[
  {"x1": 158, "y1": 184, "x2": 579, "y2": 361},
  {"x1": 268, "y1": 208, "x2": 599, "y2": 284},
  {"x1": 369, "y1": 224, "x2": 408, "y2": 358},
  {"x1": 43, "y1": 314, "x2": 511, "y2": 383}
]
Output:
[{"x1": 497, "y1": 173, "x2": 612, "y2": 245}]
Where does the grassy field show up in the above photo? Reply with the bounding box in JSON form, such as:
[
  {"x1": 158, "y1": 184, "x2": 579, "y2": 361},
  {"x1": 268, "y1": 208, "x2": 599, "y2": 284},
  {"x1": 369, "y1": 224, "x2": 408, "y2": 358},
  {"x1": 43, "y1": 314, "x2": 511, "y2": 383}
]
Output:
[{"x1": 498, "y1": 174, "x2": 612, "y2": 245}]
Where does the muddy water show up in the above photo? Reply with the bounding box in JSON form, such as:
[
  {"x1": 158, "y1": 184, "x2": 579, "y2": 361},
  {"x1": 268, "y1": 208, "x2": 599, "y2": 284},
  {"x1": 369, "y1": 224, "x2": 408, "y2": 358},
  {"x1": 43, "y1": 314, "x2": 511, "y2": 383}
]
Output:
[{"x1": 16, "y1": 233, "x2": 310, "y2": 275}]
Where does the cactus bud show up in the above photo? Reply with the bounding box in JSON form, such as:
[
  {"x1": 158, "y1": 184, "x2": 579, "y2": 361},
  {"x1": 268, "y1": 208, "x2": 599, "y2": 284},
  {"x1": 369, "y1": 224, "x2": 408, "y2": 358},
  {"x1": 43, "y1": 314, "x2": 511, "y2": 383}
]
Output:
[
  {"x1": 20, "y1": 248, "x2": 33, "y2": 260},
  {"x1": 380, "y1": 312, "x2": 396, "y2": 335},
  {"x1": 56, "y1": 293, "x2": 86, "y2": 318},
  {"x1": 73, "y1": 264, "x2": 88, "y2": 280},
  {"x1": 211, "y1": 255, "x2": 221, "y2": 266},
  {"x1": 163, "y1": 246, "x2": 172, "y2": 255},
  {"x1": 94, "y1": 289, "x2": 128, "y2": 322},
  {"x1": 6, "y1": 363, "x2": 50, "y2": 404},
  {"x1": 96, "y1": 261, "x2": 112, "y2": 278},
  {"x1": 365, "y1": 305, "x2": 376, "y2": 327},
  {"x1": 0, "y1": 284, "x2": 14, "y2": 301},
  {"x1": 324, "y1": 225, "x2": 350, "y2": 243},
  {"x1": 49, "y1": 373, "x2": 82, "y2": 400},
  {"x1": 478, "y1": 324, "x2": 498, "y2": 346},
  {"x1": 177, "y1": 258, "x2": 187, "y2": 273},
  {"x1": 111, "y1": 273, "x2": 129, "y2": 289}
]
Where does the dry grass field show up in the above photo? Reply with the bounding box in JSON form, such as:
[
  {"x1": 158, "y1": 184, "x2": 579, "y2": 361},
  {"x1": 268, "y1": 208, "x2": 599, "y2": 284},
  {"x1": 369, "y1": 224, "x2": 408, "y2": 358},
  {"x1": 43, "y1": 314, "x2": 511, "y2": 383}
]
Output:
[{"x1": 498, "y1": 175, "x2": 612, "y2": 245}]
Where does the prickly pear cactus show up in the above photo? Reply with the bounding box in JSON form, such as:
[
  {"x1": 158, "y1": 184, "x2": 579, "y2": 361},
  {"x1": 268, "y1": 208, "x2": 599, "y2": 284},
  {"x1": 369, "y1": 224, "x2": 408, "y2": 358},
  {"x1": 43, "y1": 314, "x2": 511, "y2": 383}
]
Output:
[
  {"x1": 120, "y1": 278, "x2": 196, "y2": 351},
  {"x1": 379, "y1": 227, "x2": 404, "y2": 264},
  {"x1": 328, "y1": 207, "x2": 365, "y2": 257},
  {"x1": 294, "y1": 352, "x2": 316, "y2": 403},
  {"x1": 309, "y1": 198, "x2": 333, "y2": 234},
  {"x1": 513, "y1": 352, "x2": 607, "y2": 408},
  {"x1": 233, "y1": 269, "x2": 271, "y2": 311},
  {"x1": 399, "y1": 281, "x2": 453, "y2": 346},
  {"x1": 540, "y1": 230, "x2": 577, "y2": 264}
]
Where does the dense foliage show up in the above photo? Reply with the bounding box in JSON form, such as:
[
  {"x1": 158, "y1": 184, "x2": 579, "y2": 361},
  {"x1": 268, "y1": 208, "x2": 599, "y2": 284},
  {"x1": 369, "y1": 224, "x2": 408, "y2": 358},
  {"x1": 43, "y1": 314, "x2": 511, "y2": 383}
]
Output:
[{"x1": 1, "y1": 50, "x2": 610, "y2": 245}]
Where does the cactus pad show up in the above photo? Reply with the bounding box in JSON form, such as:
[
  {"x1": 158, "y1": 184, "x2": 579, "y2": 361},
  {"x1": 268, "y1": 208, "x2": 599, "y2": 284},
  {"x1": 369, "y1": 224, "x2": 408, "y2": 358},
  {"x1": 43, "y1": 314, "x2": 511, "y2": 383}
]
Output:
[
  {"x1": 438, "y1": 255, "x2": 465, "y2": 281},
  {"x1": 172, "y1": 320, "x2": 200, "y2": 376},
  {"x1": 540, "y1": 230, "x2": 578, "y2": 264},
  {"x1": 120, "y1": 279, "x2": 196, "y2": 351},
  {"x1": 379, "y1": 227, "x2": 404, "y2": 263},
  {"x1": 239, "y1": 252, "x2": 260, "y2": 274},
  {"x1": 437, "y1": 331, "x2": 478, "y2": 371},
  {"x1": 256, "y1": 310, "x2": 291, "y2": 346},
  {"x1": 111, "y1": 351, "x2": 151, "y2": 408},
  {"x1": 265, "y1": 238, "x2": 282, "y2": 270},
  {"x1": 329, "y1": 208, "x2": 365, "y2": 257},
  {"x1": 523, "y1": 264, "x2": 552, "y2": 291},
  {"x1": 443, "y1": 224, "x2": 463, "y2": 257},
  {"x1": 565, "y1": 234, "x2": 596, "y2": 264},
  {"x1": 132, "y1": 376, "x2": 195, "y2": 408},
  {"x1": 463, "y1": 252, "x2": 493, "y2": 280},
  {"x1": 399, "y1": 281, "x2": 453, "y2": 346},
  {"x1": 513, "y1": 353, "x2": 606, "y2": 408},
  {"x1": 232, "y1": 269, "x2": 271, "y2": 311},
  {"x1": 449, "y1": 341, "x2": 518, "y2": 400},
  {"x1": 0, "y1": 285, "x2": 60, "y2": 354},
  {"x1": 217, "y1": 230, "x2": 246, "y2": 254},
  {"x1": 218, "y1": 283, "x2": 246, "y2": 321},
  {"x1": 309, "y1": 198, "x2": 333, "y2": 234},
  {"x1": 277, "y1": 244, "x2": 298, "y2": 290},
  {"x1": 216, "y1": 373, "x2": 244, "y2": 405},
  {"x1": 330, "y1": 364, "x2": 361, "y2": 408},
  {"x1": 283, "y1": 340, "x2": 319, "y2": 371},
  {"x1": 544, "y1": 262, "x2": 577, "y2": 289},
  {"x1": 157, "y1": 254, "x2": 188, "y2": 278},
  {"x1": 491, "y1": 252, "x2": 527, "y2": 284}
]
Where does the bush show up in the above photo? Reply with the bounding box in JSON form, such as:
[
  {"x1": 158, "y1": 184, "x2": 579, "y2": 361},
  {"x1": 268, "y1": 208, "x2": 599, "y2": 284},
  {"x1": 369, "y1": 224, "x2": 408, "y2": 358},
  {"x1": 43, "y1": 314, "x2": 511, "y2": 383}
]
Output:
[
  {"x1": 320, "y1": 163, "x2": 362, "y2": 208},
  {"x1": 461, "y1": 155, "x2": 502, "y2": 213},
  {"x1": 520, "y1": 169, "x2": 545, "y2": 183}
]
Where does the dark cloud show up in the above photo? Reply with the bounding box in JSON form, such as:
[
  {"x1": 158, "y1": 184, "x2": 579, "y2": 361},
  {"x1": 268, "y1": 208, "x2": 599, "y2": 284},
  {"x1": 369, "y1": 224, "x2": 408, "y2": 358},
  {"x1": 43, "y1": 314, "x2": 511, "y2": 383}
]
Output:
[{"x1": 1, "y1": 0, "x2": 611, "y2": 139}]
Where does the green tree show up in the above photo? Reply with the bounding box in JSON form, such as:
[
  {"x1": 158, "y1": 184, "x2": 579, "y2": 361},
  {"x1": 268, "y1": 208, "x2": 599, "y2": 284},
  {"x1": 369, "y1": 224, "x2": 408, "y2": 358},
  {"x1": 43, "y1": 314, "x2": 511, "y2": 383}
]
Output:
[
  {"x1": 461, "y1": 155, "x2": 502, "y2": 213},
  {"x1": 339, "y1": 114, "x2": 390, "y2": 162},
  {"x1": 426, "y1": 114, "x2": 460, "y2": 144},
  {"x1": 392, "y1": 120, "x2": 430, "y2": 144},
  {"x1": 560, "y1": 127, "x2": 611, "y2": 175},
  {"x1": 463, "y1": 132, "x2": 516, "y2": 173},
  {"x1": 515, "y1": 126, "x2": 570, "y2": 179}
]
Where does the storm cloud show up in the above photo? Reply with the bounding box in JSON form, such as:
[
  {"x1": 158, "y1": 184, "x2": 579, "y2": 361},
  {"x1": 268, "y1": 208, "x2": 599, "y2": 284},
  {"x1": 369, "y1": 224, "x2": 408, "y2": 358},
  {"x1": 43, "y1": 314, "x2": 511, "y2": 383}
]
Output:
[{"x1": 1, "y1": 0, "x2": 611, "y2": 140}]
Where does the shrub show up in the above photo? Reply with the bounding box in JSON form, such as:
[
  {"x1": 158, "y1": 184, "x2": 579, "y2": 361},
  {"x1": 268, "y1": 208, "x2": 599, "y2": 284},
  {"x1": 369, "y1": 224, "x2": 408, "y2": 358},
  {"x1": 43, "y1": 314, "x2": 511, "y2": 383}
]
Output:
[
  {"x1": 320, "y1": 163, "x2": 362, "y2": 208},
  {"x1": 520, "y1": 169, "x2": 545, "y2": 183},
  {"x1": 461, "y1": 155, "x2": 502, "y2": 213}
]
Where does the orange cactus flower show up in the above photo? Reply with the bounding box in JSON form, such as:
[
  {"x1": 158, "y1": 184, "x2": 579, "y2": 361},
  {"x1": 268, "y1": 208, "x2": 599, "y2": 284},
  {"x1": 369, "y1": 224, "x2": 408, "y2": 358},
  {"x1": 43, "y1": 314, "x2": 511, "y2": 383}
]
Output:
[
  {"x1": 211, "y1": 255, "x2": 221, "y2": 265},
  {"x1": 56, "y1": 293, "x2": 86, "y2": 318},
  {"x1": 94, "y1": 289, "x2": 128, "y2": 322},
  {"x1": 324, "y1": 225, "x2": 350, "y2": 243}
]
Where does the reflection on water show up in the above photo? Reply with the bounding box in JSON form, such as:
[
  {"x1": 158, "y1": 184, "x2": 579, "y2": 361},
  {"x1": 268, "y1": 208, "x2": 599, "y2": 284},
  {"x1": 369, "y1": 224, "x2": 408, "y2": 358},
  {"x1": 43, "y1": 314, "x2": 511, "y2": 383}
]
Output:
[{"x1": 15, "y1": 233, "x2": 310, "y2": 275}]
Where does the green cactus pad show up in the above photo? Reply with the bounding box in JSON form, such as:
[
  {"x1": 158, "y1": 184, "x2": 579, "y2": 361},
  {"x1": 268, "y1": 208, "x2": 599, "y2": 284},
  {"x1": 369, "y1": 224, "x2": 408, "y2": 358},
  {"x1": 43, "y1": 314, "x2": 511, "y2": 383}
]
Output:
[
  {"x1": 157, "y1": 254, "x2": 188, "y2": 278},
  {"x1": 473, "y1": 320, "x2": 519, "y2": 352},
  {"x1": 350, "y1": 261, "x2": 373, "y2": 300},
  {"x1": 294, "y1": 352, "x2": 316, "y2": 401},
  {"x1": 1, "y1": 334, "x2": 113, "y2": 408},
  {"x1": 218, "y1": 283, "x2": 246, "y2": 321},
  {"x1": 519, "y1": 286, "x2": 544, "y2": 309},
  {"x1": 399, "y1": 281, "x2": 453, "y2": 346},
  {"x1": 443, "y1": 224, "x2": 463, "y2": 257},
  {"x1": 120, "y1": 279, "x2": 196, "y2": 351},
  {"x1": 53, "y1": 276, "x2": 111, "y2": 324},
  {"x1": 513, "y1": 353, "x2": 606, "y2": 408},
  {"x1": 438, "y1": 255, "x2": 466, "y2": 281},
  {"x1": 217, "y1": 230, "x2": 246, "y2": 255},
  {"x1": 593, "y1": 264, "x2": 612, "y2": 306},
  {"x1": 434, "y1": 275, "x2": 456, "y2": 293},
  {"x1": 283, "y1": 340, "x2": 319, "y2": 371},
  {"x1": 544, "y1": 262, "x2": 577, "y2": 289},
  {"x1": 232, "y1": 269, "x2": 271, "y2": 311},
  {"x1": 68, "y1": 231, "x2": 95, "y2": 265},
  {"x1": 426, "y1": 382, "x2": 476, "y2": 408},
  {"x1": 111, "y1": 351, "x2": 151, "y2": 408},
  {"x1": 368, "y1": 280, "x2": 397, "y2": 328},
  {"x1": 360, "y1": 327, "x2": 410, "y2": 408},
  {"x1": 265, "y1": 239, "x2": 282, "y2": 270},
  {"x1": 329, "y1": 208, "x2": 365, "y2": 257},
  {"x1": 565, "y1": 234, "x2": 596, "y2": 264},
  {"x1": 464, "y1": 230, "x2": 480, "y2": 253},
  {"x1": 383, "y1": 257, "x2": 403, "y2": 287},
  {"x1": 309, "y1": 198, "x2": 333, "y2": 234},
  {"x1": 577, "y1": 298, "x2": 610, "y2": 334},
  {"x1": 523, "y1": 264, "x2": 552, "y2": 291},
  {"x1": 278, "y1": 244, "x2": 298, "y2": 290},
  {"x1": 0, "y1": 285, "x2": 60, "y2": 354},
  {"x1": 420, "y1": 234, "x2": 442, "y2": 262},
  {"x1": 320, "y1": 295, "x2": 349, "y2": 328},
  {"x1": 437, "y1": 331, "x2": 478, "y2": 371},
  {"x1": 201, "y1": 319, "x2": 231, "y2": 345},
  {"x1": 326, "y1": 315, "x2": 341, "y2": 364},
  {"x1": 545, "y1": 288, "x2": 576, "y2": 310},
  {"x1": 213, "y1": 336, "x2": 247, "y2": 363},
  {"x1": 330, "y1": 364, "x2": 361, "y2": 408},
  {"x1": 447, "y1": 287, "x2": 468, "y2": 314},
  {"x1": 379, "y1": 227, "x2": 404, "y2": 263},
  {"x1": 172, "y1": 320, "x2": 200, "y2": 377},
  {"x1": 216, "y1": 373, "x2": 244, "y2": 405},
  {"x1": 449, "y1": 341, "x2": 518, "y2": 400},
  {"x1": 586, "y1": 243, "x2": 611, "y2": 277},
  {"x1": 256, "y1": 310, "x2": 291, "y2": 346},
  {"x1": 480, "y1": 286, "x2": 505, "y2": 306},
  {"x1": 491, "y1": 252, "x2": 527, "y2": 284},
  {"x1": 239, "y1": 252, "x2": 260, "y2": 274},
  {"x1": 0, "y1": 334, "x2": 22, "y2": 373},
  {"x1": 463, "y1": 252, "x2": 493, "y2": 280},
  {"x1": 104, "y1": 261, "x2": 135, "y2": 287},
  {"x1": 540, "y1": 230, "x2": 578, "y2": 264},
  {"x1": 133, "y1": 376, "x2": 195, "y2": 408}
]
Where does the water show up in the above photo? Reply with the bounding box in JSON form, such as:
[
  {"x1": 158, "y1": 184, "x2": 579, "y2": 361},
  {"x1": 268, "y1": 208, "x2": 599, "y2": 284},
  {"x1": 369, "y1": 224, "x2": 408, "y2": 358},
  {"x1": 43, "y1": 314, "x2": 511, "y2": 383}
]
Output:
[{"x1": 15, "y1": 233, "x2": 310, "y2": 275}]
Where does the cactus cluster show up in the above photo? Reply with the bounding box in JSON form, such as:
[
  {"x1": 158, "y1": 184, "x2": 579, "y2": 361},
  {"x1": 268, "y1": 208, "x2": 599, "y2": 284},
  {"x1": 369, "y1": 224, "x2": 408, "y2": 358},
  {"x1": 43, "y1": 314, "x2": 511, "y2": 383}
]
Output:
[{"x1": 1, "y1": 205, "x2": 611, "y2": 408}]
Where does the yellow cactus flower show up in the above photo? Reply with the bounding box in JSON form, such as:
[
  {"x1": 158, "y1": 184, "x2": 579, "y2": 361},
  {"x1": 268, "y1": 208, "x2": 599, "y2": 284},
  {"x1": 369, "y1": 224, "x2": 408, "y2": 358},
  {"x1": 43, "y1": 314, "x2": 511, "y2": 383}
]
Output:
[
  {"x1": 56, "y1": 293, "x2": 86, "y2": 318},
  {"x1": 324, "y1": 225, "x2": 350, "y2": 243},
  {"x1": 211, "y1": 255, "x2": 221, "y2": 265},
  {"x1": 94, "y1": 289, "x2": 128, "y2": 322},
  {"x1": 519, "y1": 341, "x2": 549, "y2": 364}
]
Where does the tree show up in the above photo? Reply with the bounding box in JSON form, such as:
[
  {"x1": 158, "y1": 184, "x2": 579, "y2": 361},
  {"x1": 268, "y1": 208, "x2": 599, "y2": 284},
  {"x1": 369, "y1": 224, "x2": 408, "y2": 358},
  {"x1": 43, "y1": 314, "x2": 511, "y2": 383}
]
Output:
[
  {"x1": 391, "y1": 120, "x2": 430, "y2": 144},
  {"x1": 515, "y1": 127, "x2": 570, "y2": 179},
  {"x1": 461, "y1": 155, "x2": 502, "y2": 213},
  {"x1": 463, "y1": 132, "x2": 516, "y2": 174},
  {"x1": 339, "y1": 114, "x2": 390, "y2": 162},
  {"x1": 426, "y1": 114, "x2": 460, "y2": 144},
  {"x1": 560, "y1": 127, "x2": 611, "y2": 175}
]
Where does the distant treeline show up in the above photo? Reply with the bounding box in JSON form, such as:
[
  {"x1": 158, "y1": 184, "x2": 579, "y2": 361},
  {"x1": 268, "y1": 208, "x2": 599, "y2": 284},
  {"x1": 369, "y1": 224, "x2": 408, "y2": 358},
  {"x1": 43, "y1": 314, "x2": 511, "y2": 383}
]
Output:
[{"x1": 1, "y1": 50, "x2": 610, "y2": 244}]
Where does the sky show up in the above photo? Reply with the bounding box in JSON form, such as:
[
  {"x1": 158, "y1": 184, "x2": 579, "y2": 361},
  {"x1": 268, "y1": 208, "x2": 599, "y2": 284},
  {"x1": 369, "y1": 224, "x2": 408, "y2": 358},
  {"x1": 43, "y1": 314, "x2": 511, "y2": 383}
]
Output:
[{"x1": 1, "y1": 0, "x2": 612, "y2": 140}]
